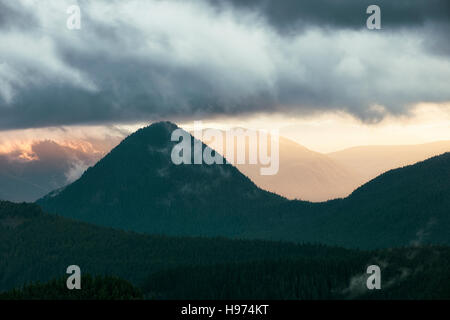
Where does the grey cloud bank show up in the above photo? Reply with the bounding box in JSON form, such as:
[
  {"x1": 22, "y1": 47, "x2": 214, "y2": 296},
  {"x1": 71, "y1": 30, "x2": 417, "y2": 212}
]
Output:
[
  {"x1": 0, "y1": 0, "x2": 449, "y2": 129},
  {"x1": 0, "y1": 140, "x2": 103, "y2": 202},
  {"x1": 209, "y1": 0, "x2": 450, "y2": 31}
]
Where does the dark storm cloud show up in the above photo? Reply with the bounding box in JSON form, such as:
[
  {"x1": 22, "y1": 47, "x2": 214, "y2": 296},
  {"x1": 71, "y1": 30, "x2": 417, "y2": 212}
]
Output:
[
  {"x1": 0, "y1": 0, "x2": 449, "y2": 130},
  {"x1": 209, "y1": 0, "x2": 450, "y2": 56},
  {"x1": 208, "y1": 0, "x2": 450, "y2": 31},
  {"x1": 421, "y1": 21, "x2": 450, "y2": 56},
  {"x1": 0, "y1": 1, "x2": 39, "y2": 30}
]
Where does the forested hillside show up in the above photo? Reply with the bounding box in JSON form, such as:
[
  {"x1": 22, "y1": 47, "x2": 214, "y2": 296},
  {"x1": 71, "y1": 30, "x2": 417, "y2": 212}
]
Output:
[
  {"x1": 1, "y1": 201, "x2": 449, "y2": 299},
  {"x1": 142, "y1": 246, "x2": 450, "y2": 300},
  {"x1": 37, "y1": 122, "x2": 450, "y2": 249},
  {"x1": 259, "y1": 152, "x2": 450, "y2": 249},
  {"x1": 0, "y1": 201, "x2": 351, "y2": 291},
  {"x1": 0, "y1": 275, "x2": 143, "y2": 300},
  {"x1": 37, "y1": 122, "x2": 285, "y2": 237}
]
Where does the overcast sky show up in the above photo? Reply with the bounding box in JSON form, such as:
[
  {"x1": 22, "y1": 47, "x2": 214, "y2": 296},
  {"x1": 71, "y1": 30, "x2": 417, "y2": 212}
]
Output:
[
  {"x1": 1, "y1": 0, "x2": 450, "y2": 202},
  {"x1": 1, "y1": 0, "x2": 449, "y2": 130}
]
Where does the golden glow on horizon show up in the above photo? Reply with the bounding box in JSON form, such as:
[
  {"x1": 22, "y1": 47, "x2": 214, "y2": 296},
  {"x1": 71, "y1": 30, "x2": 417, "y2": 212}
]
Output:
[
  {"x1": 0, "y1": 102, "x2": 449, "y2": 158},
  {"x1": 0, "y1": 125, "x2": 129, "y2": 161},
  {"x1": 179, "y1": 102, "x2": 450, "y2": 153}
]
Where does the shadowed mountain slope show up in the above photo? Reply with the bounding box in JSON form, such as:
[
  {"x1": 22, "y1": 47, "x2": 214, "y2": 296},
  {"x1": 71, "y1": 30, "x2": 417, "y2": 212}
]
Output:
[
  {"x1": 261, "y1": 153, "x2": 450, "y2": 248},
  {"x1": 38, "y1": 122, "x2": 450, "y2": 249},
  {"x1": 37, "y1": 122, "x2": 284, "y2": 237}
]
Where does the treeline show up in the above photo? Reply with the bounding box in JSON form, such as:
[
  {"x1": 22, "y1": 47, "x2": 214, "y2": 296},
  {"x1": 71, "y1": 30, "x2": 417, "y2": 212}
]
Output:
[
  {"x1": 3, "y1": 246, "x2": 449, "y2": 300},
  {"x1": 142, "y1": 258, "x2": 363, "y2": 300},
  {"x1": 0, "y1": 275, "x2": 142, "y2": 300},
  {"x1": 141, "y1": 246, "x2": 450, "y2": 300},
  {"x1": 2, "y1": 201, "x2": 450, "y2": 300}
]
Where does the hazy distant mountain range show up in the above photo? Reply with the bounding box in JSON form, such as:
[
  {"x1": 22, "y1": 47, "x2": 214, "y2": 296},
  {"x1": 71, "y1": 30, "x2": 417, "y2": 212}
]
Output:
[
  {"x1": 238, "y1": 136, "x2": 359, "y2": 201},
  {"x1": 199, "y1": 130, "x2": 450, "y2": 201},
  {"x1": 194, "y1": 130, "x2": 360, "y2": 202},
  {"x1": 37, "y1": 122, "x2": 450, "y2": 249},
  {"x1": 327, "y1": 141, "x2": 450, "y2": 185}
]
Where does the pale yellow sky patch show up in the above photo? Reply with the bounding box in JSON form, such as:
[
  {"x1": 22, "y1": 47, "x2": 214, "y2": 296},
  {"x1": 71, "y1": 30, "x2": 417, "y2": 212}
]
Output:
[
  {"x1": 179, "y1": 102, "x2": 450, "y2": 153},
  {"x1": 0, "y1": 102, "x2": 449, "y2": 157}
]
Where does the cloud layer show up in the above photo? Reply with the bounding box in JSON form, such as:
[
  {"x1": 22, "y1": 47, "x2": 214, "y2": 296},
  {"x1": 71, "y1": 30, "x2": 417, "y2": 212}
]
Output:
[
  {"x1": 0, "y1": 140, "x2": 102, "y2": 202},
  {"x1": 0, "y1": 0, "x2": 449, "y2": 129}
]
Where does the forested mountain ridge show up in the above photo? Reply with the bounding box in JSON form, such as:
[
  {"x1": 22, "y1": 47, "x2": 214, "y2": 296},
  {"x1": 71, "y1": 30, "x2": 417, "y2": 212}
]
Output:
[
  {"x1": 37, "y1": 122, "x2": 450, "y2": 249},
  {"x1": 38, "y1": 122, "x2": 285, "y2": 236},
  {"x1": 1, "y1": 200, "x2": 449, "y2": 299},
  {"x1": 259, "y1": 152, "x2": 450, "y2": 248}
]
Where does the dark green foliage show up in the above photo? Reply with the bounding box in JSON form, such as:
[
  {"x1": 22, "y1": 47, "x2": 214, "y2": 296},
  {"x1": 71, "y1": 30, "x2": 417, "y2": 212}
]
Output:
[
  {"x1": 0, "y1": 275, "x2": 142, "y2": 300},
  {"x1": 356, "y1": 246, "x2": 450, "y2": 300},
  {"x1": 142, "y1": 247, "x2": 450, "y2": 300},
  {"x1": 37, "y1": 122, "x2": 285, "y2": 237},
  {"x1": 264, "y1": 152, "x2": 450, "y2": 249},
  {"x1": 1, "y1": 201, "x2": 449, "y2": 300},
  {"x1": 0, "y1": 200, "x2": 352, "y2": 292},
  {"x1": 142, "y1": 258, "x2": 362, "y2": 300},
  {"x1": 37, "y1": 122, "x2": 450, "y2": 249}
]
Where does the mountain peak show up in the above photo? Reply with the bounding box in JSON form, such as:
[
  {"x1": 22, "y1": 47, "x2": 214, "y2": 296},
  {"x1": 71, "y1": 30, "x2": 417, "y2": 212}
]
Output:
[
  {"x1": 139, "y1": 121, "x2": 178, "y2": 133},
  {"x1": 120, "y1": 121, "x2": 179, "y2": 147},
  {"x1": 37, "y1": 122, "x2": 280, "y2": 236}
]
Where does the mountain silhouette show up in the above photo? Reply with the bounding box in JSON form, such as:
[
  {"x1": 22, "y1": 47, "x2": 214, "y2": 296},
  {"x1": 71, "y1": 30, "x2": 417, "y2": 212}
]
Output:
[
  {"x1": 262, "y1": 152, "x2": 450, "y2": 248},
  {"x1": 37, "y1": 122, "x2": 283, "y2": 236},
  {"x1": 38, "y1": 122, "x2": 450, "y2": 249}
]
